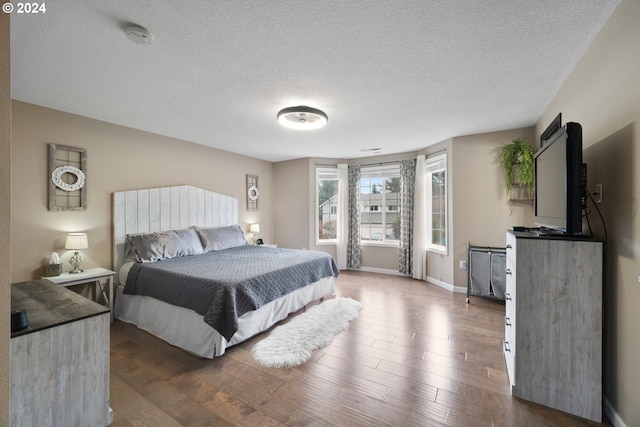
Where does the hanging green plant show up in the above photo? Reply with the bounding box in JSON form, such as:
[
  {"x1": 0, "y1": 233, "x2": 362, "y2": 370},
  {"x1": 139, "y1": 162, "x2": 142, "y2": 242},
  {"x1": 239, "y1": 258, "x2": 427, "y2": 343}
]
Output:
[{"x1": 499, "y1": 138, "x2": 535, "y2": 195}]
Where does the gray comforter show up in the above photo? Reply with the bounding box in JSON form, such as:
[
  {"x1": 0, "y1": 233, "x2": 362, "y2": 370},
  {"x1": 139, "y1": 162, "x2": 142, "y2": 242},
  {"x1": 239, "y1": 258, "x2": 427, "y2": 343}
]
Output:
[{"x1": 124, "y1": 245, "x2": 339, "y2": 341}]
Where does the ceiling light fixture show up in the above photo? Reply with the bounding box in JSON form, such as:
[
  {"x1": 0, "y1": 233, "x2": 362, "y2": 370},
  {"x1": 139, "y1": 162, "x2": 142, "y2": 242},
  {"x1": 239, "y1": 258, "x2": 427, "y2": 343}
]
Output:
[
  {"x1": 125, "y1": 25, "x2": 154, "y2": 46},
  {"x1": 277, "y1": 106, "x2": 328, "y2": 130}
]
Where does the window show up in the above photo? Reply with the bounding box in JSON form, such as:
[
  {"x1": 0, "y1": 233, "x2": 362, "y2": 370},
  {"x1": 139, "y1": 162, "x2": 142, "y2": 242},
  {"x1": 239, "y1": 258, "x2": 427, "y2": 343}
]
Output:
[
  {"x1": 316, "y1": 167, "x2": 339, "y2": 243},
  {"x1": 360, "y1": 164, "x2": 400, "y2": 245},
  {"x1": 425, "y1": 154, "x2": 447, "y2": 253}
]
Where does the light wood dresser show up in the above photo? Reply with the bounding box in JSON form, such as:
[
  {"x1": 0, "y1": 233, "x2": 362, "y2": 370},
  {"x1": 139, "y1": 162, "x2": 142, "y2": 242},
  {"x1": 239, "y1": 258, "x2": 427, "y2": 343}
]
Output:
[
  {"x1": 11, "y1": 279, "x2": 111, "y2": 426},
  {"x1": 504, "y1": 231, "x2": 603, "y2": 422}
]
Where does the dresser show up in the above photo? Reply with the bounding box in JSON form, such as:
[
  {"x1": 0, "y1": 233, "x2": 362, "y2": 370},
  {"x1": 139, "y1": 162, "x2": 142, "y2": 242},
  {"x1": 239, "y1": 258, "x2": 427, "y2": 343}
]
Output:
[
  {"x1": 11, "y1": 279, "x2": 111, "y2": 427},
  {"x1": 504, "y1": 231, "x2": 603, "y2": 422}
]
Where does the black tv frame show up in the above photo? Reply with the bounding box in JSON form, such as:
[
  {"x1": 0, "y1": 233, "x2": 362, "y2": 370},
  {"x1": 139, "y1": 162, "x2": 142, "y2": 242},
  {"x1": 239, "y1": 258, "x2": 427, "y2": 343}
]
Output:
[
  {"x1": 540, "y1": 112, "x2": 562, "y2": 147},
  {"x1": 533, "y1": 121, "x2": 583, "y2": 235}
]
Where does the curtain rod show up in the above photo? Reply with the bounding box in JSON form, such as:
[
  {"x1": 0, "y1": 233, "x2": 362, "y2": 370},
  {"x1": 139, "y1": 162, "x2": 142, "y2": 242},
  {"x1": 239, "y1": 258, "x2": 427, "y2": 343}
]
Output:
[
  {"x1": 315, "y1": 159, "x2": 413, "y2": 168},
  {"x1": 315, "y1": 149, "x2": 446, "y2": 168},
  {"x1": 425, "y1": 147, "x2": 447, "y2": 157}
]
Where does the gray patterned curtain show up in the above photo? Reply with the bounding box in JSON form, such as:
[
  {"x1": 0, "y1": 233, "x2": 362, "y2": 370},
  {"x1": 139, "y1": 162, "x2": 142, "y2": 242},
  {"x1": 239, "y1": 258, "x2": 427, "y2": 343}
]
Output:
[
  {"x1": 399, "y1": 159, "x2": 416, "y2": 275},
  {"x1": 347, "y1": 165, "x2": 361, "y2": 269}
]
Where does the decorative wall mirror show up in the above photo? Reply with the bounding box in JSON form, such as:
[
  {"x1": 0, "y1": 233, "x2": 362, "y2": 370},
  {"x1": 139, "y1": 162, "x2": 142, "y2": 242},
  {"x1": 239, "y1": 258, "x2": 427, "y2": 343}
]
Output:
[
  {"x1": 246, "y1": 174, "x2": 259, "y2": 211},
  {"x1": 48, "y1": 144, "x2": 87, "y2": 211}
]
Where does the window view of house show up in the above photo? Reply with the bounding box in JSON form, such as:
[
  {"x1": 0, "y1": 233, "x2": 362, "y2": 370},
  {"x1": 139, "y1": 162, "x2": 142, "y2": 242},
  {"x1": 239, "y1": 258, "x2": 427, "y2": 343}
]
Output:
[
  {"x1": 317, "y1": 168, "x2": 338, "y2": 242},
  {"x1": 360, "y1": 165, "x2": 400, "y2": 244},
  {"x1": 425, "y1": 154, "x2": 447, "y2": 253}
]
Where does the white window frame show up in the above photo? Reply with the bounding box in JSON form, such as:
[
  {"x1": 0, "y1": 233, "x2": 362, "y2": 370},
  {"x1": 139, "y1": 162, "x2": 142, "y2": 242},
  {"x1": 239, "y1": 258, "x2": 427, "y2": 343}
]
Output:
[
  {"x1": 316, "y1": 167, "x2": 339, "y2": 245},
  {"x1": 425, "y1": 153, "x2": 447, "y2": 254},
  {"x1": 359, "y1": 164, "x2": 400, "y2": 247}
]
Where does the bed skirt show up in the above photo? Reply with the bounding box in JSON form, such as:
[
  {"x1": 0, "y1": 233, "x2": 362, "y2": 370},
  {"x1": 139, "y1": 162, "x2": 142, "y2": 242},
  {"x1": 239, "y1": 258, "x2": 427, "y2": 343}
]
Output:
[{"x1": 114, "y1": 276, "x2": 336, "y2": 358}]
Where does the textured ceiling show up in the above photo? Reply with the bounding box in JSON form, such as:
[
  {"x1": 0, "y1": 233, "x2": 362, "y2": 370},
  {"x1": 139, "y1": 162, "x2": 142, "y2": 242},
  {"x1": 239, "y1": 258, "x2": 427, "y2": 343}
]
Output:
[{"x1": 10, "y1": 0, "x2": 620, "y2": 162}]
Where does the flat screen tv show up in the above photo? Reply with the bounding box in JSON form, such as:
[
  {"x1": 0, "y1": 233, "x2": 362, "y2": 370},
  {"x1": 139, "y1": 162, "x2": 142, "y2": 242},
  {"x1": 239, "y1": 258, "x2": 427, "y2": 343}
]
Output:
[{"x1": 534, "y1": 121, "x2": 584, "y2": 235}]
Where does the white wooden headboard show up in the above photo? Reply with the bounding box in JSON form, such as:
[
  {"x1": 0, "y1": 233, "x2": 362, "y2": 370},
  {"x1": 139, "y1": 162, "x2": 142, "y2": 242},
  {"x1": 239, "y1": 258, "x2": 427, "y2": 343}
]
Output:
[{"x1": 112, "y1": 185, "x2": 238, "y2": 280}]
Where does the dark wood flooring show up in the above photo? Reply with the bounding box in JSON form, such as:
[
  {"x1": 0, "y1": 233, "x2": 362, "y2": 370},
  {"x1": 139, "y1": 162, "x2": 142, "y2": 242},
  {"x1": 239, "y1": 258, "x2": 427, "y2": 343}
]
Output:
[{"x1": 109, "y1": 270, "x2": 606, "y2": 426}]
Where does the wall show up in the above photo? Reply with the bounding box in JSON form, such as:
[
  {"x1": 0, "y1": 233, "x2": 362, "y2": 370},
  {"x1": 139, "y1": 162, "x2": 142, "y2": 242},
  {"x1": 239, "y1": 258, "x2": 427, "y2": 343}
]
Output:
[
  {"x1": 273, "y1": 158, "x2": 311, "y2": 250},
  {"x1": 1, "y1": 12, "x2": 11, "y2": 426},
  {"x1": 450, "y1": 128, "x2": 534, "y2": 289},
  {"x1": 11, "y1": 101, "x2": 275, "y2": 282},
  {"x1": 535, "y1": 0, "x2": 639, "y2": 424}
]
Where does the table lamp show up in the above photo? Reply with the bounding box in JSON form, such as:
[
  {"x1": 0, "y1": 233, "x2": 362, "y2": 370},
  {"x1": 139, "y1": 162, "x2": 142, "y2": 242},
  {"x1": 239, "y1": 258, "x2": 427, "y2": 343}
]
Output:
[
  {"x1": 65, "y1": 232, "x2": 88, "y2": 273},
  {"x1": 249, "y1": 223, "x2": 260, "y2": 244}
]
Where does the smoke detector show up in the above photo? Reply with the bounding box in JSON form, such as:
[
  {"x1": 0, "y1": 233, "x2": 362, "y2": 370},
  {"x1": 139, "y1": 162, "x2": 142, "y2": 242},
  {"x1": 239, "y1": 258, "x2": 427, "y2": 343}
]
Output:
[{"x1": 125, "y1": 25, "x2": 154, "y2": 46}]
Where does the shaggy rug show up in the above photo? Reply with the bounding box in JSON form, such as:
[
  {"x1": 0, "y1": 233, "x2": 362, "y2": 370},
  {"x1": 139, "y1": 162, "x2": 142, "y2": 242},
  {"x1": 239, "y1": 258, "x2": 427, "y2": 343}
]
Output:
[{"x1": 251, "y1": 297, "x2": 363, "y2": 368}]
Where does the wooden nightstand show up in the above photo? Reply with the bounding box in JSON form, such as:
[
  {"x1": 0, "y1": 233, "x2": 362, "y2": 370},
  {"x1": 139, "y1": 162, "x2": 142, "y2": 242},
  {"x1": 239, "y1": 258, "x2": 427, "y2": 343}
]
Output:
[{"x1": 43, "y1": 267, "x2": 115, "y2": 322}]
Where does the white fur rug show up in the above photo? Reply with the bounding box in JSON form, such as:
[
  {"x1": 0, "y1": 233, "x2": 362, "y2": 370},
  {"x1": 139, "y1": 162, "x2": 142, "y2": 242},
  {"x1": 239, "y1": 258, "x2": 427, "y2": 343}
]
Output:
[{"x1": 251, "y1": 297, "x2": 363, "y2": 368}]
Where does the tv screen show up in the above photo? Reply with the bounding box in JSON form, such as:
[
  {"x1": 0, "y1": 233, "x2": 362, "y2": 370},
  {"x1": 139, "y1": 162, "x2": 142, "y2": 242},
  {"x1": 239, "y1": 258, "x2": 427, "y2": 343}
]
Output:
[{"x1": 534, "y1": 122, "x2": 583, "y2": 234}]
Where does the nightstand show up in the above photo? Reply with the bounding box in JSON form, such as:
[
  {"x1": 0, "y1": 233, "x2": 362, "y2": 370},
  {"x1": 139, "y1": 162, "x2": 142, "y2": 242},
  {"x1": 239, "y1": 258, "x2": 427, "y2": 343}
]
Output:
[{"x1": 44, "y1": 267, "x2": 115, "y2": 322}]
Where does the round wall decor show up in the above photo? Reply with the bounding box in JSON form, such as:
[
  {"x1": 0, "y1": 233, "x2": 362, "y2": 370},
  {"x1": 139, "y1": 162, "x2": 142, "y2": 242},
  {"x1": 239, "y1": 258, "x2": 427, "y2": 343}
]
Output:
[
  {"x1": 51, "y1": 165, "x2": 86, "y2": 192},
  {"x1": 246, "y1": 174, "x2": 259, "y2": 211},
  {"x1": 247, "y1": 185, "x2": 259, "y2": 201}
]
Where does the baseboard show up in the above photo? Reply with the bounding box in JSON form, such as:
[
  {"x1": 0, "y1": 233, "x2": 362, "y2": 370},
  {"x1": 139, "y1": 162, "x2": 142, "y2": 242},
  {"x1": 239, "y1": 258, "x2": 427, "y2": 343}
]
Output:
[
  {"x1": 604, "y1": 396, "x2": 627, "y2": 427},
  {"x1": 426, "y1": 276, "x2": 467, "y2": 294},
  {"x1": 359, "y1": 266, "x2": 405, "y2": 276},
  {"x1": 348, "y1": 269, "x2": 467, "y2": 294}
]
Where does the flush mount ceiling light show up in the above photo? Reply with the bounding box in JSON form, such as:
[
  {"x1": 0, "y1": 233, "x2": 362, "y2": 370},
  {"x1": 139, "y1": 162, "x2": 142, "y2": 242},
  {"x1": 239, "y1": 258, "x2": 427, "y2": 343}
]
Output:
[
  {"x1": 277, "y1": 106, "x2": 328, "y2": 130},
  {"x1": 125, "y1": 25, "x2": 154, "y2": 46}
]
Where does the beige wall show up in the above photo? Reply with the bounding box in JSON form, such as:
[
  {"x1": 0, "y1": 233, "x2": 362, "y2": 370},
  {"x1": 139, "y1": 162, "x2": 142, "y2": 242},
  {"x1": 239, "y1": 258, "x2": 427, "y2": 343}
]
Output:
[
  {"x1": 11, "y1": 101, "x2": 275, "y2": 282},
  {"x1": 273, "y1": 158, "x2": 312, "y2": 250},
  {"x1": 1, "y1": 12, "x2": 11, "y2": 426},
  {"x1": 535, "y1": 0, "x2": 639, "y2": 423},
  {"x1": 450, "y1": 128, "x2": 534, "y2": 288}
]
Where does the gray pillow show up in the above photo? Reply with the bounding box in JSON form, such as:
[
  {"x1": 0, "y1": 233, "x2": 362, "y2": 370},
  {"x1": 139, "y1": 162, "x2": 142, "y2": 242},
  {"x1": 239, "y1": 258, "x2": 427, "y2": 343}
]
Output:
[
  {"x1": 194, "y1": 225, "x2": 247, "y2": 252},
  {"x1": 126, "y1": 227, "x2": 204, "y2": 263}
]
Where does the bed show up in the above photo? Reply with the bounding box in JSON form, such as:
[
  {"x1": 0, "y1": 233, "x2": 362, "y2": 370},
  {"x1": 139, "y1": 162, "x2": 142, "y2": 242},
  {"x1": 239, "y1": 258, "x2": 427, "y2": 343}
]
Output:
[{"x1": 113, "y1": 185, "x2": 338, "y2": 358}]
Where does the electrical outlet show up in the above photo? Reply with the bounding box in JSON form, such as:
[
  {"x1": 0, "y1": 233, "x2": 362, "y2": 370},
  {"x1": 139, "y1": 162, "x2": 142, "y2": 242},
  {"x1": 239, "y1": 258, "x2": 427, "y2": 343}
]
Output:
[
  {"x1": 459, "y1": 260, "x2": 468, "y2": 270},
  {"x1": 594, "y1": 184, "x2": 603, "y2": 203}
]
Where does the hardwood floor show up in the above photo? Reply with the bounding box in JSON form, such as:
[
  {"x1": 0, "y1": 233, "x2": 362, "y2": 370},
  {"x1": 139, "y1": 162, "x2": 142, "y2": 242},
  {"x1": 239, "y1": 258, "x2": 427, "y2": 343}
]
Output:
[{"x1": 109, "y1": 271, "x2": 606, "y2": 426}]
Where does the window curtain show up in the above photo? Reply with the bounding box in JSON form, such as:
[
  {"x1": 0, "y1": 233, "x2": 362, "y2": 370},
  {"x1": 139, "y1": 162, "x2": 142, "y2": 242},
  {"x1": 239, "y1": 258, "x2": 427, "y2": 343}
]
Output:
[
  {"x1": 347, "y1": 165, "x2": 361, "y2": 269},
  {"x1": 336, "y1": 164, "x2": 349, "y2": 269},
  {"x1": 413, "y1": 155, "x2": 427, "y2": 280},
  {"x1": 398, "y1": 159, "x2": 416, "y2": 275}
]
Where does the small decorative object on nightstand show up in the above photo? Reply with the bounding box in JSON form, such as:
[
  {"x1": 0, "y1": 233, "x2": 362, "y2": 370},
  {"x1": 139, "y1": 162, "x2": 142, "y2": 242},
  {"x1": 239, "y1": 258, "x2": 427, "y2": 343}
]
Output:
[
  {"x1": 44, "y1": 252, "x2": 62, "y2": 277},
  {"x1": 65, "y1": 232, "x2": 88, "y2": 273}
]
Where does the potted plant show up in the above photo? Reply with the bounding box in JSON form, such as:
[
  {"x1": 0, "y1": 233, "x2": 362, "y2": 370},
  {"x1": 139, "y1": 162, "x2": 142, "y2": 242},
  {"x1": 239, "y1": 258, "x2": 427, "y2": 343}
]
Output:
[{"x1": 499, "y1": 138, "x2": 535, "y2": 197}]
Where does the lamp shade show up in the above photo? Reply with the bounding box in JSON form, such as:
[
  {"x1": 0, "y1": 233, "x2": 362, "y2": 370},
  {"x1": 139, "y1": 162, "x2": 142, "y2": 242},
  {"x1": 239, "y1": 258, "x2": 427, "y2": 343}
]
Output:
[
  {"x1": 249, "y1": 224, "x2": 260, "y2": 233},
  {"x1": 65, "y1": 233, "x2": 88, "y2": 250}
]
